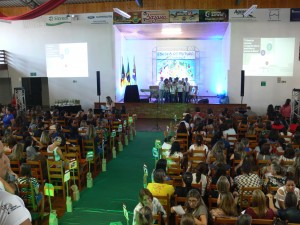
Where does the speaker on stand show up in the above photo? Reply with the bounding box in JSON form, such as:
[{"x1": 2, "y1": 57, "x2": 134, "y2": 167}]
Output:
[
  {"x1": 96, "y1": 71, "x2": 101, "y2": 107},
  {"x1": 240, "y1": 70, "x2": 245, "y2": 105}
]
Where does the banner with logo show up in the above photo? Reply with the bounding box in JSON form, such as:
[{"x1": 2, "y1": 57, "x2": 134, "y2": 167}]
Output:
[
  {"x1": 290, "y1": 8, "x2": 300, "y2": 21},
  {"x1": 169, "y1": 10, "x2": 199, "y2": 23},
  {"x1": 142, "y1": 11, "x2": 169, "y2": 24},
  {"x1": 46, "y1": 15, "x2": 71, "y2": 26},
  {"x1": 156, "y1": 51, "x2": 196, "y2": 60},
  {"x1": 199, "y1": 10, "x2": 229, "y2": 22},
  {"x1": 113, "y1": 12, "x2": 142, "y2": 24},
  {"x1": 229, "y1": 8, "x2": 290, "y2": 22},
  {"x1": 81, "y1": 12, "x2": 113, "y2": 24}
]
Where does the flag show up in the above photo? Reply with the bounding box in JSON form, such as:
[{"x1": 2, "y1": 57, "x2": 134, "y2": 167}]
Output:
[
  {"x1": 121, "y1": 57, "x2": 125, "y2": 87},
  {"x1": 132, "y1": 56, "x2": 136, "y2": 85},
  {"x1": 126, "y1": 60, "x2": 130, "y2": 85}
]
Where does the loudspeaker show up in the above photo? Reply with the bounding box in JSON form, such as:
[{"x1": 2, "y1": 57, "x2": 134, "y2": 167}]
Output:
[
  {"x1": 96, "y1": 71, "x2": 101, "y2": 96},
  {"x1": 198, "y1": 99, "x2": 209, "y2": 104},
  {"x1": 241, "y1": 70, "x2": 245, "y2": 97},
  {"x1": 124, "y1": 85, "x2": 140, "y2": 103}
]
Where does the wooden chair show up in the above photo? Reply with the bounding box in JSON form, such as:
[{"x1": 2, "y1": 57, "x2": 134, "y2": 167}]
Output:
[
  {"x1": 215, "y1": 217, "x2": 273, "y2": 225},
  {"x1": 64, "y1": 153, "x2": 87, "y2": 191},
  {"x1": 167, "y1": 157, "x2": 181, "y2": 169},
  {"x1": 82, "y1": 139, "x2": 101, "y2": 177},
  {"x1": 153, "y1": 194, "x2": 170, "y2": 218},
  {"x1": 26, "y1": 160, "x2": 45, "y2": 188},
  {"x1": 175, "y1": 133, "x2": 189, "y2": 152},
  {"x1": 226, "y1": 134, "x2": 238, "y2": 147},
  {"x1": 152, "y1": 214, "x2": 162, "y2": 225},
  {"x1": 188, "y1": 155, "x2": 206, "y2": 168},
  {"x1": 237, "y1": 127, "x2": 248, "y2": 140},
  {"x1": 281, "y1": 160, "x2": 294, "y2": 168},
  {"x1": 18, "y1": 181, "x2": 45, "y2": 225},
  {"x1": 46, "y1": 160, "x2": 66, "y2": 199},
  {"x1": 10, "y1": 160, "x2": 21, "y2": 176},
  {"x1": 245, "y1": 134, "x2": 258, "y2": 143},
  {"x1": 174, "y1": 195, "x2": 186, "y2": 206},
  {"x1": 240, "y1": 186, "x2": 262, "y2": 209}
]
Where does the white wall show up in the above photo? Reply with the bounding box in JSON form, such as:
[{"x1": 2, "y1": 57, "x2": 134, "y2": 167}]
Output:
[
  {"x1": 0, "y1": 14, "x2": 300, "y2": 115},
  {"x1": 0, "y1": 16, "x2": 115, "y2": 111},
  {"x1": 229, "y1": 22, "x2": 300, "y2": 115}
]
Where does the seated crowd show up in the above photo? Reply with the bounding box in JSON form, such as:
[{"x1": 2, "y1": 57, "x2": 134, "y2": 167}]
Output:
[
  {"x1": 133, "y1": 99, "x2": 300, "y2": 225},
  {"x1": 0, "y1": 99, "x2": 134, "y2": 224}
]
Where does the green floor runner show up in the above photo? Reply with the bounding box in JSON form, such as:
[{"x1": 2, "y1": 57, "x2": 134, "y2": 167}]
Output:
[{"x1": 59, "y1": 131, "x2": 162, "y2": 225}]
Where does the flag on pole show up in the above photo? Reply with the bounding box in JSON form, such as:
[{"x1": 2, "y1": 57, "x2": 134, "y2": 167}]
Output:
[
  {"x1": 126, "y1": 59, "x2": 131, "y2": 86},
  {"x1": 132, "y1": 56, "x2": 136, "y2": 85},
  {"x1": 121, "y1": 57, "x2": 125, "y2": 87}
]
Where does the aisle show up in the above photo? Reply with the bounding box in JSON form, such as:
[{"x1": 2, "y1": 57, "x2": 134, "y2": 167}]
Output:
[{"x1": 59, "y1": 131, "x2": 162, "y2": 225}]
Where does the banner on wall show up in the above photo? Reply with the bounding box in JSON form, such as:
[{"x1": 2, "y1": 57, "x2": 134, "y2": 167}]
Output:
[
  {"x1": 290, "y1": 8, "x2": 300, "y2": 21},
  {"x1": 199, "y1": 10, "x2": 229, "y2": 22},
  {"x1": 169, "y1": 10, "x2": 199, "y2": 23},
  {"x1": 45, "y1": 15, "x2": 71, "y2": 26},
  {"x1": 156, "y1": 51, "x2": 196, "y2": 60},
  {"x1": 82, "y1": 13, "x2": 113, "y2": 24},
  {"x1": 229, "y1": 8, "x2": 290, "y2": 22},
  {"x1": 141, "y1": 11, "x2": 169, "y2": 24},
  {"x1": 113, "y1": 12, "x2": 142, "y2": 24}
]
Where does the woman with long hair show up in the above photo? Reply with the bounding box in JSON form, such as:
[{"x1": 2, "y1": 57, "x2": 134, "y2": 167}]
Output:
[
  {"x1": 245, "y1": 189, "x2": 275, "y2": 219},
  {"x1": 185, "y1": 189, "x2": 208, "y2": 225},
  {"x1": 8, "y1": 143, "x2": 25, "y2": 163},
  {"x1": 210, "y1": 192, "x2": 237, "y2": 219}
]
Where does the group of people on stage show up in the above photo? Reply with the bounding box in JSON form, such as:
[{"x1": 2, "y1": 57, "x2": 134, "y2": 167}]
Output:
[{"x1": 158, "y1": 77, "x2": 195, "y2": 104}]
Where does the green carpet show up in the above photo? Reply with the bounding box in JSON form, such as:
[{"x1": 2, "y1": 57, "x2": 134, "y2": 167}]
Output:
[{"x1": 59, "y1": 131, "x2": 162, "y2": 225}]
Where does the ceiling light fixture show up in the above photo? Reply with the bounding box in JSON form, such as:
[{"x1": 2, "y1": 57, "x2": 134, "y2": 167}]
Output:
[
  {"x1": 113, "y1": 8, "x2": 131, "y2": 19},
  {"x1": 161, "y1": 27, "x2": 182, "y2": 35},
  {"x1": 243, "y1": 5, "x2": 257, "y2": 17}
]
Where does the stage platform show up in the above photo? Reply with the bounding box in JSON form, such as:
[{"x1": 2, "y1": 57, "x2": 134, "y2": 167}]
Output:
[{"x1": 95, "y1": 101, "x2": 247, "y2": 119}]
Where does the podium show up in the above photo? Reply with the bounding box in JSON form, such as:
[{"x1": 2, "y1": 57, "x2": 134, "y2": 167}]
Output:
[{"x1": 124, "y1": 85, "x2": 140, "y2": 103}]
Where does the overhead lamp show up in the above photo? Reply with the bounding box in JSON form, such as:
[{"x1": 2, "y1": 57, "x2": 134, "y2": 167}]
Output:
[
  {"x1": 161, "y1": 27, "x2": 182, "y2": 35},
  {"x1": 243, "y1": 5, "x2": 257, "y2": 17},
  {"x1": 113, "y1": 8, "x2": 131, "y2": 19}
]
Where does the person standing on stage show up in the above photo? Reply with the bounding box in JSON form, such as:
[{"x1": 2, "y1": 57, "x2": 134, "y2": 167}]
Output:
[
  {"x1": 164, "y1": 79, "x2": 170, "y2": 103},
  {"x1": 170, "y1": 81, "x2": 177, "y2": 103},
  {"x1": 158, "y1": 77, "x2": 165, "y2": 103},
  {"x1": 185, "y1": 77, "x2": 190, "y2": 103},
  {"x1": 177, "y1": 80, "x2": 184, "y2": 103}
]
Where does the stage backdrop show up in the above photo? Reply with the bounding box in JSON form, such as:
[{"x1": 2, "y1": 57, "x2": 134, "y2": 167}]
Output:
[{"x1": 114, "y1": 31, "x2": 231, "y2": 102}]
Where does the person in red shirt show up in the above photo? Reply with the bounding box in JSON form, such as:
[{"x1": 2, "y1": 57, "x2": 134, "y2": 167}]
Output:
[{"x1": 280, "y1": 98, "x2": 291, "y2": 118}]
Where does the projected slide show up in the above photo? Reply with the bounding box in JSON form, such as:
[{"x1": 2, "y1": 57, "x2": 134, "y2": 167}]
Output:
[
  {"x1": 46, "y1": 43, "x2": 88, "y2": 78},
  {"x1": 157, "y1": 59, "x2": 195, "y2": 81},
  {"x1": 243, "y1": 38, "x2": 295, "y2": 76}
]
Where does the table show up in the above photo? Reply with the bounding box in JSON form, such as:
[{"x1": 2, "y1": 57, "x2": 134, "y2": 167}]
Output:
[{"x1": 53, "y1": 105, "x2": 82, "y2": 113}]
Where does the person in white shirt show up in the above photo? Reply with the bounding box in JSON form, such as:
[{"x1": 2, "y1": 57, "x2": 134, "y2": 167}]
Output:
[
  {"x1": 185, "y1": 78, "x2": 190, "y2": 103},
  {"x1": 0, "y1": 150, "x2": 32, "y2": 225},
  {"x1": 158, "y1": 77, "x2": 165, "y2": 103}
]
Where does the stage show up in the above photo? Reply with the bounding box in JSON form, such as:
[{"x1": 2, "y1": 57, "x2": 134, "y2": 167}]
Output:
[{"x1": 95, "y1": 100, "x2": 246, "y2": 119}]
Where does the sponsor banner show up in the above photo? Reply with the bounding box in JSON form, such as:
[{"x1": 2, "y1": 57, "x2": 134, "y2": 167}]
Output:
[
  {"x1": 113, "y1": 12, "x2": 142, "y2": 24},
  {"x1": 46, "y1": 15, "x2": 71, "y2": 26},
  {"x1": 169, "y1": 10, "x2": 199, "y2": 23},
  {"x1": 199, "y1": 9, "x2": 229, "y2": 22},
  {"x1": 156, "y1": 51, "x2": 195, "y2": 60},
  {"x1": 290, "y1": 8, "x2": 300, "y2": 21},
  {"x1": 81, "y1": 12, "x2": 113, "y2": 24},
  {"x1": 141, "y1": 11, "x2": 169, "y2": 24},
  {"x1": 229, "y1": 8, "x2": 290, "y2": 22}
]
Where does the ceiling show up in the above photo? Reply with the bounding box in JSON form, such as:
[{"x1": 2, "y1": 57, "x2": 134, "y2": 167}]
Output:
[
  {"x1": 0, "y1": 0, "x2": 229, "y2": 40},
  {"x1": 115, "y1": 22, "x2": 229, "y2": 40},
  {"x1": 0, "y1": 0, "x2": 130, "y2": 8}
]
